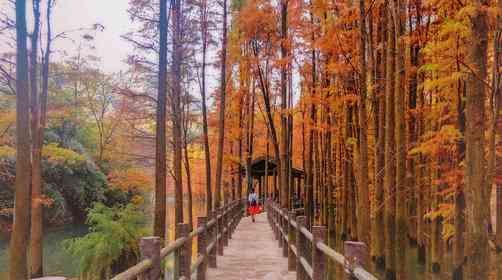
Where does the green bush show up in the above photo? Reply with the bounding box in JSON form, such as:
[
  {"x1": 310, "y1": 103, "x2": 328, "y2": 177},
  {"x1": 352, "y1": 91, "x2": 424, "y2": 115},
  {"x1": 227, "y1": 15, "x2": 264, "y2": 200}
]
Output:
[
  {"x1": 0, "y1": 143, "x2": 132, "y2": 226},
  {"x1": 63, "y1": 203, "x2": 147, "y2": 279}
]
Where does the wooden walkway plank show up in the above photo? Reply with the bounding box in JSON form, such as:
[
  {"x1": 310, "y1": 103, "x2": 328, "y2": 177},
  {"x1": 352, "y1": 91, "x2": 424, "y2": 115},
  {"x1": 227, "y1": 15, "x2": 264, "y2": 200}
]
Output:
[{"x1": 207, "y1": 213, "x2": 296, "y2": 280}]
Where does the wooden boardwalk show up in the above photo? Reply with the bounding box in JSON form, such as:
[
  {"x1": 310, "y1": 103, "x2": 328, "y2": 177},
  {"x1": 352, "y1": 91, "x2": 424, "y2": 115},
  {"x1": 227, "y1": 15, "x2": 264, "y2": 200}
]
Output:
[{"x1": 207, "y1": 213, "x2": 296, "y2": 280}]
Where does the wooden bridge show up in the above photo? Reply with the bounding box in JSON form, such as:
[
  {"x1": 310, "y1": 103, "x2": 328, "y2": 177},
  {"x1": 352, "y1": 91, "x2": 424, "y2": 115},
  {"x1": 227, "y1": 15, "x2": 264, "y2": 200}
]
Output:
[{"x1": 107, "y1": 199, "x2": 378, "y2": 280}]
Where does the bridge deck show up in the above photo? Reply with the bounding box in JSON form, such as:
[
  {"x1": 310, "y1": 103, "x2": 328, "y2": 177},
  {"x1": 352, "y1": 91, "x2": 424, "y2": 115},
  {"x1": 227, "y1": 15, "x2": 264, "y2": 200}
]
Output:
[{"x1": 207, "y1": 213, "x2": 295, "y2": 280}]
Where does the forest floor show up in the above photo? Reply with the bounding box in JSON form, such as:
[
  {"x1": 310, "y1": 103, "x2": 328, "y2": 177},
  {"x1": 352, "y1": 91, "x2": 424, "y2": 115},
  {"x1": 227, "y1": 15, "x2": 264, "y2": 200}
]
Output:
[{"x1": 207, "y1": 213, "x2": 295, "y2": 280}]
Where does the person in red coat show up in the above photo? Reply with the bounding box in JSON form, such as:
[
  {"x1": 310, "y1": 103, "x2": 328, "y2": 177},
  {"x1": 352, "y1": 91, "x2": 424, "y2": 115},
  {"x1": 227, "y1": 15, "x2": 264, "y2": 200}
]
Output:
[{"x1": 248, "y1": 188, "x2": 260, "y2": 222}]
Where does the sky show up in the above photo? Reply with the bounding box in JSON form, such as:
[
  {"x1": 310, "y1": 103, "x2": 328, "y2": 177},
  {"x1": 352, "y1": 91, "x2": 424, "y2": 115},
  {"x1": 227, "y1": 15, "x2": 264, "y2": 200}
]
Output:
[
  {"x1": 0, "y1": 0, "x2": 133, "y2": 73},
  {"x1": 0, "y1": 0, "x2": 295, "y2": 101},
  {"x1": 52, "y1": 0, "x2": 133, "y2": 73}
]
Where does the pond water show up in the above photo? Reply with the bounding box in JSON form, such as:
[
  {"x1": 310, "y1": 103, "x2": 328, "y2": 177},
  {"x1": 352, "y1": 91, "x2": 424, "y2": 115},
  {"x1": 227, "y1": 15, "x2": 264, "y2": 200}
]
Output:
[
  {"x1": 0, "y1": 223, "x2": 88, "y2": 278},
  {"x1": 0, "y1": 198, "x2": 206, "y2": 278}
]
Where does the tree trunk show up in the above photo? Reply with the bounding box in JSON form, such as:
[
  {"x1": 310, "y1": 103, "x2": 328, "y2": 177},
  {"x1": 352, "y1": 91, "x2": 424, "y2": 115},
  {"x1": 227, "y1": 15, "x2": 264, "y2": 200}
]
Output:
[
  {"x1": 453, "y1": 68, "x2": 466, "y2": 280},
  {"x1": 183, "y1": 101, "x2": 193, "y2": 231},
  {"x1": 265, "y1": 132, "x2": 269, "y2": 198},
  {"x1": 10, "y1": 0, "x2": 31, "y2": 279},
  {"x1": 215, "y1": 0, "x2": 228, "y2": 209},
  {"x1": 393, "y1": 0, "x2": 407, "y2": 278},
  {"x1": 431, "y1": 148, "x2": 442, "y2": 273},
  {"x1": 383, "y1": 5, "x2": 396, "y2": 278},
  {"x1": 416, "y1": 71, "x2": 426, "y2": 266},
  {"x1": 357, "y1": 0, "x2": 370, "y2": 247},
  {"x1": 184, "y1": 146, "x2": 193, "y2": 230},
  {"x1": 199, "y1": 0, "x2": 212, "y2": 215},
  {"x1": 246, "y1": 82, "x2": 255, "y2": 198},
  {"x1": 172, "y1": 0, "x2": 184, "y2": 224},
  {"x1": 307, "y1": 7, "x2": 317, "y2": 228},
  {"x1": 238, "y1": 95, "x2": 244, "y2": 201},
  {"x1": 30, "y1": 0, "x2": 43, "y2": 277},
  {"x1": 154, "y1": 0, "x2": 168, "y2": 240},
  {"x1": 172, "y1": 0, "x2": 184, "y2": 277},
  {"x1": 280, "y1": 0, "x2": 289, "y2": 209},
  {"x1": 489, "y1": 5, "x2": 502, "y2": 280},
  {"x1": 372, "y1": 4, "x2": 386, "y2": 268},
  {"x1": 464, "y1": 2, "x2": 490, "y2": 279}
]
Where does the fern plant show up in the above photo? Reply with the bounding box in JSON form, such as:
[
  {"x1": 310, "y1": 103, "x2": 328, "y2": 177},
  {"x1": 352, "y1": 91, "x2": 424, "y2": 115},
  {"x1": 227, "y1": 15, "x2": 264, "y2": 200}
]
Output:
[{"x1": 63, "y1": 203, "x2": 148, "y2": 279}]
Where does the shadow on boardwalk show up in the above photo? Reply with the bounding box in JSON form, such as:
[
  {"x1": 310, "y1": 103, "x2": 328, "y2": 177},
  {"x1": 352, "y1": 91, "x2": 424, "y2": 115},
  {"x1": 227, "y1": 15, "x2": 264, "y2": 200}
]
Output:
[{"x1": 207, "y1": 213, "x2": 295, "y2": 280}]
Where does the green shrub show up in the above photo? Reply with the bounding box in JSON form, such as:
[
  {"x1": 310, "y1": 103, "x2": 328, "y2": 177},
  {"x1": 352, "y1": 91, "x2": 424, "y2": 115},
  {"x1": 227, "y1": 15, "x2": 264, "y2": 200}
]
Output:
[{"x1": 63, "y1": 203, "x2": 147, "y2": 280}]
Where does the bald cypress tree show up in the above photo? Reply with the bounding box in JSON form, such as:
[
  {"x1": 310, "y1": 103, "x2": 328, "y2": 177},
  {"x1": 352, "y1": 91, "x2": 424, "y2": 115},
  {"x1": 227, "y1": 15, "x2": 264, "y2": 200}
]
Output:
[{"x1": 9, "y1": 0, "x2": 32, "y2": 279}]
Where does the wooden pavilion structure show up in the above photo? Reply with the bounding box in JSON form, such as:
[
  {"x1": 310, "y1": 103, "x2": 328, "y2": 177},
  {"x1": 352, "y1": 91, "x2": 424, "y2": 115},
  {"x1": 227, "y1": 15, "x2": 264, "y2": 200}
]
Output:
[{"x1": 239, "y1": 156, "x2": 304, "y2": 202}]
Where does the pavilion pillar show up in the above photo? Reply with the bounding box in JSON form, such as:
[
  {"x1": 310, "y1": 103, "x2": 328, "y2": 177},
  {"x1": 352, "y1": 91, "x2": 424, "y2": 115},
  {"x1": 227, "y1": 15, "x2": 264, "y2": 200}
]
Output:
[
  {"x1": 297, "y1": 177, "x2": 301, "y2": 200},
  {"x1": 274, "y1": 172, "x2": 278, "y2": 200},
  {"x1": 258, "y1": 176, "x2": 263, "y2": 201}
]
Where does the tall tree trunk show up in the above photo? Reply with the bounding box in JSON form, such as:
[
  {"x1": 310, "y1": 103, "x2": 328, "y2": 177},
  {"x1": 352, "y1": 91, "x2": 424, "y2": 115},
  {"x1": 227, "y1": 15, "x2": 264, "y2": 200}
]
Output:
[
  {"x1": 172, "y1": 0, "x2": 184, "y2": 277},
  {"x1": 430, "y1": 152, "x2": 442, "y2": 273},
  {"x1": 40, "y1": 0, "x2": 53, "y2": 146},
  {"x1": 265, "y1": 131, "x2": 269, "y2": 198},
  {"x1": 199, "y1": 0, "x2": 212, "y2": 215},
  {"x1": 237, "y1": 92, "x2": 244, "y2": 201},
  {"x1": 490, "y1": 2, "x2": 502, "y2": 279},
  {"x1": 383, "y1": 4, "x2": 396, "y2": 278},
  {"x1": 246, "y1": 82, "x2": 255, "y2": 198},
  {"x1": 184, "y1": 144, "x2": 193, "y2": 230},
  {"x1": 372, "y1": 4, "x2": 386, "y2": 268},
  {"x1": 416, "y1": 86, "x2": 426, "y2": 265},
  {"x1": 172, "y1": 0, "x2": 184, "y2": 224},
  {"x1": 154, "y1": 0, "x2": 168, "y2": 241},
  {"x1": 215, "y1": 0, "x2": 228, "y2": 209},
  {"x1": 393, "y1": 0, "x2": 407, "y2": 278},
  {"x1": 280, "y1": 0, "x2": 289, "y2": 209},
  {"x1": 183, "y1": 101, "x2": 193, "y2": 231},
  {"x1": 306, "y1": 6, "x2": 317, "y2": 228},
  {"x1": 453, "y1": 64, "x2": 466, "y2": 280},
  {"x1": 35, "y1": 8, "x2": 53, "y2": 266},
  {"x1": 357, "y1": 0, "x2": 370, "y2": 247},
  {"x1": 30, "y1": 0, "x2": 43, "y2": 277},
  {"x1": 347, "y1": 107, "x2": 357, "y2": 240},
  {"x1": 464, "y1": 1, "x2": 490, "y2": 279},
  {"x1": 489, "y1": 7, "x2": 502, "y2": 280},
  {"x1": 10, "y1": 0, "x2": 31, "y2": 279},
  {"x1": 288, "y1": 68, "x2": 294, "y2": 209},
  {"x1": 406, "y1": 1, "x2": 421, "y2": 248}
]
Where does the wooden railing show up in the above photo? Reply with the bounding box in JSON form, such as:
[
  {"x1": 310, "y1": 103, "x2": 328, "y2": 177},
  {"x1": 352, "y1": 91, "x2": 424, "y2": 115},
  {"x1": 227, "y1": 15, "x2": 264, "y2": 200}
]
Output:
[
  {"x1": 265, "y1": 200, "x2": 379, "y2": 280},
  {"x1": 111, "y1": 200, "x2": 244, "y2": 280}
]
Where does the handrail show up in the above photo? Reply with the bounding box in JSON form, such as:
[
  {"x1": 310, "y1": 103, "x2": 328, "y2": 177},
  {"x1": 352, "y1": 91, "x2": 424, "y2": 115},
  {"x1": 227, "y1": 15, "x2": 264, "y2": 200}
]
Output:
[
  {"x1": 111, "y1": 259, "x2": 152, "y2": 280},
  {"x1": 265, "y1": 199, "x2": 379, "y2": 280},
  {"x1": 316, "y1": 241, "x2": 344, "y2": 264},
  {"x1": 300, "y1": 227, "x2": 313, "y2": 242},
  {"x1": 160, "y1": 236, "x2": 189, "y2": 259},
  {"x1": 300, "y1": 256, "x2": 313, "y2": 278},
  {"x1": 111, "y1": 199, "x2": 245, "y2": 280}
]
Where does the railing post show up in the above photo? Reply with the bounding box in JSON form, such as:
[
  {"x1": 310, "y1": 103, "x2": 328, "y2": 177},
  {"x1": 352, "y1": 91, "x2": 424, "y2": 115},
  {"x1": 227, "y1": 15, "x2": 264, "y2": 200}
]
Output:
[
  {"x1": 296, "y1": 216, "x2": 307, "y2": 280},
  {"x1": 271, "y1": 204, "x2": 277, "y2": 240},
  {"x1": 282, "y1": 207, "x2": 289, "y2": 258},
  {"x1": 344, "y1": 241, "x2": 368, "y2": 280},
  {"x1": 278, "y1": 206, "x2": 283, "y2": 248},
  {"x1": 208, "y1": 210, "x2": 217, "y2": 268},
  {"x1": 233, "y1": 201, "x2": 239, "y2": 233},
  {"x1": 139, "y1": 237, "x2": 160, "y2": 280},
  {"x1": 197, "y1": 217, "x2": 207, "y2": 280},
  {"x1": 312, "y1": 226, "x2": 327, "y2": 280},
  {"x1": 177, "y1": 223, "x2": 191, "y2": 279},
  {"x1": 223, "y1": 205, "x2": 229, "y2": 247},
  {"x1": 217, "y1": 207, "x2": 224, "y2": 256},
  {"x1": 230, "y1": 202, "x2": 235, "y2": 239},
  {"x1": 265, "y1": 200, "x2": 268, "y2": 217},
  {"x1": 288, "y1": 211, "x2": 297, "y2": 271}
]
